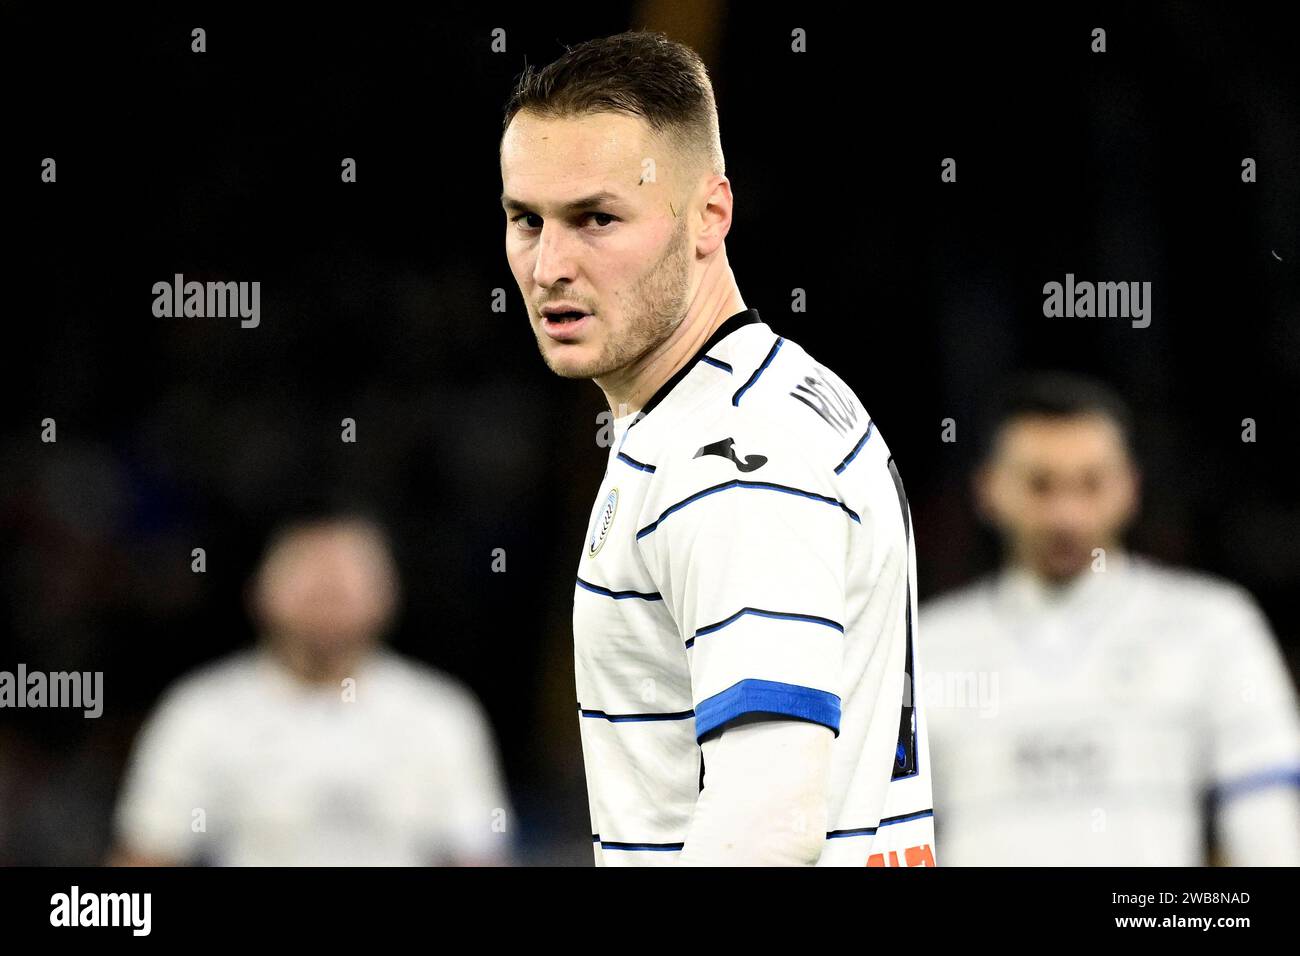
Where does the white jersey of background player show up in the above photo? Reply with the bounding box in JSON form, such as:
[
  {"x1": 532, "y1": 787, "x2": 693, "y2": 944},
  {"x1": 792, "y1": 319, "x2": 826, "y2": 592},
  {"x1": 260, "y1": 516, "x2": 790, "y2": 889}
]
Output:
[
  {"x1": 921, "y1": 374, "x2": 1300, "y2": 866},
  {"x1": 501, "y1": 31, "x2": 933, "y2": 865}
]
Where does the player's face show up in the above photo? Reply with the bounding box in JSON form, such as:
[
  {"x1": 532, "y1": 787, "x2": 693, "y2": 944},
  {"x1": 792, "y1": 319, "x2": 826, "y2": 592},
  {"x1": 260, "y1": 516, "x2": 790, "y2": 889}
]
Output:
[
  {"x1": 977, "y1": 414, "x2": 1139, "y2": 581},
  {"x1": 254, "y1": 524, "x2": 398, "y2": 650},
  {"x1": 500, "y1": 110, "x2": 693, "y2": 383}
]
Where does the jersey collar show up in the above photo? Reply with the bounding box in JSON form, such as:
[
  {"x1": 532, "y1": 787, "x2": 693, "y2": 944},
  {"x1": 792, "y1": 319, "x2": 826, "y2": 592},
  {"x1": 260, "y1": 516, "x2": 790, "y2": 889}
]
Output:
[
  {"x1": 997, "y1": 549, "x2": 1132, "y2": 616},
  {"x1": 627, "y1": 307, "x2": 763, "y2": 430}
]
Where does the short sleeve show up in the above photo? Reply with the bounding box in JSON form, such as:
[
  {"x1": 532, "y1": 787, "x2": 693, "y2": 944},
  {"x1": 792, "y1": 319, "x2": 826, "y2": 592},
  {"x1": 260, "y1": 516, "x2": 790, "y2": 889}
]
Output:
[
  {"x1": 1203, "y1": 590, "x2": 1300, "y2": 864},
  {"x1": 425, "y1": 689, "x2": 515, "y2": 864},
  {"x1": 639, "y1": 427, "x2": 852, "y2": 741}
]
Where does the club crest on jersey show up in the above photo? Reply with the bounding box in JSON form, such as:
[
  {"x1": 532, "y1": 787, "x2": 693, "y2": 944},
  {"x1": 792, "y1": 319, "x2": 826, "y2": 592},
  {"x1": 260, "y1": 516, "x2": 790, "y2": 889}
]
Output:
[{"x1": 589, "y1": 487, "x2": 619, "y2": 557}]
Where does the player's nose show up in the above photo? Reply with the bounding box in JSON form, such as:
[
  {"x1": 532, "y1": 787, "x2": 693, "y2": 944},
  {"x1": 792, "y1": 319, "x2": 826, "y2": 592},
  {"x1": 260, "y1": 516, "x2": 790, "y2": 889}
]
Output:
[
  {"x1": 532, "y1": 224, "x2": 579, "y2": 287},
  {"x1": 1043, "y1": 492, "x2": 1093, "y2": 532}
]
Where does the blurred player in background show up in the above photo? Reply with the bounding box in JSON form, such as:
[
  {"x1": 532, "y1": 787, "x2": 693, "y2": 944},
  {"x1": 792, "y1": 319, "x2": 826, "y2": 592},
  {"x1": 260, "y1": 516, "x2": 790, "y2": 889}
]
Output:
[
  {"x1": 500, "y1": 30, "x2": 933, "y2": 866},
  {"x1": 921, "y1": 372, "x2": 1300, "y2": 865},
  {"x1": 109, "y1": 505, "x2": 513, "y2": 866}
]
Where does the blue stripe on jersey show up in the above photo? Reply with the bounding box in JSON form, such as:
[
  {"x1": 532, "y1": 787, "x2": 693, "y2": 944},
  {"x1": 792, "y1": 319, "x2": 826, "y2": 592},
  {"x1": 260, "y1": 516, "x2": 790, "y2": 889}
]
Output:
[
  {"x1": 578, "y1": 703, "x2": 695, "y2": 722},
  {"x1": 636, "y1": 479, "x2": 861, "y2": 539},
  {"x1": 574, "y1": 576, "x2": 663, "y2": 601},
  {"x1": 732, "y1": 337, "x2": 785, "y2": 406},
  {"x1": 700, "y1": 355, "x2": 733, "y2": 373},
  {"x1": 685, "y1": 606, "x2": 844, "y2": 648},
  {"x1": 1214, "y1": 764, "x2": 1300, "y2": 801},
  {"x1": 693, "y1": 678, "x2": 841, "y2": 740},
  {"x1": 825, "y1": 808, "x2": 935, "y2": 839},
  {"x1": 616, "y1": 451, "x2": 656, "y2": 473},
  {"x1": 833, "y1": 421, "x2": 875, "y2": 474}
]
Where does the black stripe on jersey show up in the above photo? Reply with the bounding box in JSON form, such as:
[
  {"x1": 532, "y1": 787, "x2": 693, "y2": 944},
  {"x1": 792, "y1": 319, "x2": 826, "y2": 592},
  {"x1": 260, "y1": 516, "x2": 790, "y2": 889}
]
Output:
[
  {"x1": 593, "y1": 836, "x2": 686, "y2": 851},
  {"x1": 626, "y1": 308, "x2": 762, "y2": 432},
  {"x1": 685, "y1": 606, "x2": 845, "y2": 648},
  {"x1": 826, "y1": 808, "x2": 934, "y2": 839},
  {"x1": 636, "y1": 479, "x2": 861, "y2": 539},
  {"x1": 833, "y1": 421, "x2": 875, "y2": 474},
  {"x1": 732, "y1": 337, "x2": 785, "y2": 406},
  {"x1": 887, "y1": 456, "x2": 919, "y2": 781},
  {"x1": 615, "y1": 451, "x2": 656, "y2": 473},
  {"x1": 887, "y1": 455, "x2": 911, "y2": 542},
  {"x1": 700, "y1": 355, "x2": 733, "y2": 373},
  {"x1": 891, "y1": 578, "x2": 919, "y2": 780},
  {"x1": 578, "y1": 702, "x2": 695, "y2": 722},
  {"x1": 574, "y1": 576, "x2": 663, "y2": 601}
]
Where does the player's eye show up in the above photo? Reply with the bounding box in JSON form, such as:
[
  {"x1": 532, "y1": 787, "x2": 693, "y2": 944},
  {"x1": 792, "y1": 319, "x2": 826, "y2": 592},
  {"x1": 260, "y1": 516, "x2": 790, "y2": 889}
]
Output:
[{"x1": 509, "y1": 212, "x2": 617, "y2": 231}]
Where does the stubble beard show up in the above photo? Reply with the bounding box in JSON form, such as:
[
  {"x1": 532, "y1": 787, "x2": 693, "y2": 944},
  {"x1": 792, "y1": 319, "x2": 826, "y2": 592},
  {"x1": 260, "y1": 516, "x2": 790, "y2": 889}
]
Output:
[{"x1": 538, "y1": 213, "x2": 692, "y2": 381}]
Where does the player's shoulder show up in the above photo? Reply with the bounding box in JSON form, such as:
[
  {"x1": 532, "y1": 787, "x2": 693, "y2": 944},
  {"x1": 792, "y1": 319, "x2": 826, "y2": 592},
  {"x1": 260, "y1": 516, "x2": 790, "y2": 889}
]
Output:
[
  {"x1": 366, "y1": 648, "x2": 492, "y2": 725},
  {"x1": 656, "y1": 330, "x2": 873, "y2": 490},
  {"x1": 1126, "y1": 554, "x2": 1268, "y2": 629},
  {"x1": 147, "y1": 647, "x2": 264, "y2": 722},
  {"x1": 743, "y1": 330, "x2": 874, "y2": 448}
]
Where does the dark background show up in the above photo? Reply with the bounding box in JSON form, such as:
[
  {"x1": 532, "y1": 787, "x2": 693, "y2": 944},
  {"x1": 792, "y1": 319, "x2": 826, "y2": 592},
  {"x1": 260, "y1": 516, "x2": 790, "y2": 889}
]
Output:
[{"x1": 1, "y1": 3, "x2": 1296, "y2": 863}]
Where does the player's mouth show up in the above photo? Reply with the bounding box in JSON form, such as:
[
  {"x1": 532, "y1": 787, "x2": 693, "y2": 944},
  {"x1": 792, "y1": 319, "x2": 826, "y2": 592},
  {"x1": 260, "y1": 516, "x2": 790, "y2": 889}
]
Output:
[{"x1": 541, "y1": 307, "x2": 592, "y2": 341}]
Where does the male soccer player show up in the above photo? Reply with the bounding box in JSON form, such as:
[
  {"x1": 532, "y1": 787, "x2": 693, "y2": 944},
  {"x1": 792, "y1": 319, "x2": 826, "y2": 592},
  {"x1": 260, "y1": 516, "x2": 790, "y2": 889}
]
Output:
[
  {"x1": 500, "y1": 31, "x2": 934, "y2": 866},
  {"x1": 110, "y1": 505, "x2": 512, "y2": 866},
  {"x1": 921, "y1": 373, "x2": 1300, "y2": 865}
]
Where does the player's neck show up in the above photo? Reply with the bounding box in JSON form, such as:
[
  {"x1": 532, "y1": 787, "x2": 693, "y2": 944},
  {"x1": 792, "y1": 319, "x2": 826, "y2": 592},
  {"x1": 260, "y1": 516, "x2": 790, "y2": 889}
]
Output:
[
  {"x1": 1011, "y1": 546, "x2": 1130, "y2": 591},
  {"x1": 597, "y1": 264, "x2": 746, "y2": 419},
  {"x1": 264, "y1": 635, "x2": 375, "y2": 689}
]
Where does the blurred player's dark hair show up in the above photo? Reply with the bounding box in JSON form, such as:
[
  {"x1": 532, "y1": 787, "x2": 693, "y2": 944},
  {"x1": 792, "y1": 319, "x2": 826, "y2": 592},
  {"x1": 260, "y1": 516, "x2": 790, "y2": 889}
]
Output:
[
  {"x1": 256, "y1": 491, "x2": 399, "y2": 573},
  {"x1": 977, "y1": 371, "x2": 1137, "y2": 463},
  {"x1": 501, "y1": 29, "x2": 724, "y2": 180},
  {"x1": 241, "y1": 490, "x2": 405, "y2": 637}
]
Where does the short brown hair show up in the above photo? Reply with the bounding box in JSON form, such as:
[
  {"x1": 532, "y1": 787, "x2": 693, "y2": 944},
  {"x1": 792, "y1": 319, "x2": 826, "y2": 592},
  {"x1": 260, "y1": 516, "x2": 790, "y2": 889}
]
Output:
[
  {"x1": 501, "y1": 30, "x2": 725, "y2": 182},
  {"x1": 978, "y1": 371, "x2": 1137, "y2": 463}
]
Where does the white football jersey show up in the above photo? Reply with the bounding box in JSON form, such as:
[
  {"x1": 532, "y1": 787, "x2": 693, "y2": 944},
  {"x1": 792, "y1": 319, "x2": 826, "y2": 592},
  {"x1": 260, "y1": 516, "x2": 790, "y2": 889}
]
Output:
[
  {"x1": 920, "y1": 552, "x2": 1300, "y2": 865},
  {"x1": 572, "y1": 308, "x2": 935, "y2": 866},
  {"x1": 114, "y1": 646, "x2": 513, "y2": 865}
]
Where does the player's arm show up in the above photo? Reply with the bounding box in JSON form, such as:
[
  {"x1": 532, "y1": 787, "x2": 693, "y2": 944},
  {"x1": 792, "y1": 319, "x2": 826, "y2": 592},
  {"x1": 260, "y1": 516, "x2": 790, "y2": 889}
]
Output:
[
  {"x1": 108, "y1": 683, "x2": 213, "y2": 867},
  {"x1": 1204, "y1": 590, "x2": 1300, "y2": 865},
  {"x1": 638, "y1": 425, "x2": 852, "y2": 865},
  {"x1": 678, "y1": 714, "x2": 832, "y2": 866},
  {"x1": 428, "y1": 686, "x2": 516, "y2": 867}
]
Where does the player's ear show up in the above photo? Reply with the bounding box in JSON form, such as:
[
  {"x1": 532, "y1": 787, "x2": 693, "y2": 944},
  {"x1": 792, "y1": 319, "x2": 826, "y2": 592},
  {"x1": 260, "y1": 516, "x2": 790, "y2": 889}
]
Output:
[{"x1": 696, "y1": 175, "x2": 733, "y2": 254}]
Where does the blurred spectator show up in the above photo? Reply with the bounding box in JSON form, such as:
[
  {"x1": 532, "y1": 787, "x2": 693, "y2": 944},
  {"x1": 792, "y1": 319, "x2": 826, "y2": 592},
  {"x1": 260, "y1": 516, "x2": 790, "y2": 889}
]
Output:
[
  {"x1": 108, "y1": 504, "x2": 513, "y2": 865},
  {"x1": 920, "y1": 372, "x2": 1300, "y2": 865}
]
